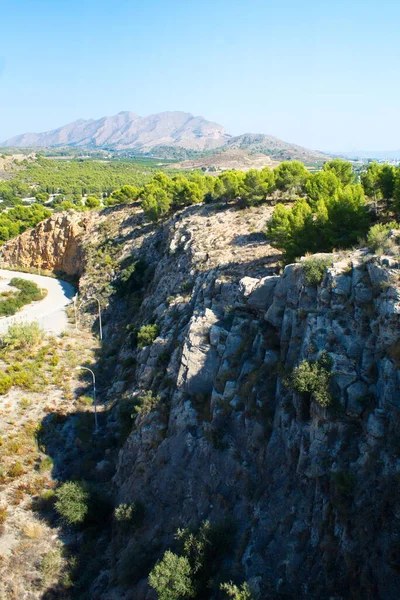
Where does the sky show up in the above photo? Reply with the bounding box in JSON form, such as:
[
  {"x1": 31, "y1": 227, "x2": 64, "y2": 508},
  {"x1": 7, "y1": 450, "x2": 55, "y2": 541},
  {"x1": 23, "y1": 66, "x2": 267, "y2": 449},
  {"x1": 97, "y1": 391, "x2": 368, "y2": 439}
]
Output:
[{"x1": 1, "y1": 0, "x2": 400, "y2": 152}]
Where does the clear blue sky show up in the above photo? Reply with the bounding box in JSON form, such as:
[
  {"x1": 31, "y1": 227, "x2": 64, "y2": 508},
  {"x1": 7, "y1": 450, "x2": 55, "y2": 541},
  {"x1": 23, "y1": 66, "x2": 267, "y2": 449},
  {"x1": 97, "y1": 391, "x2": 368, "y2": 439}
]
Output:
[{"x1": 1, "y1": 0, "x2": 399, "y2": 151}]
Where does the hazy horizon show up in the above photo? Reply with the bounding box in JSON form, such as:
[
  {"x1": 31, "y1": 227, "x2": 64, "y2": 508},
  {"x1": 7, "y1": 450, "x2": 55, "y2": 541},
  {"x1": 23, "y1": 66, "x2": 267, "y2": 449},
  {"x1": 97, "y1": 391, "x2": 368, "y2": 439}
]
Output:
[{"x1": 1, "y1": 0, "x2": 400, "y2": 153}]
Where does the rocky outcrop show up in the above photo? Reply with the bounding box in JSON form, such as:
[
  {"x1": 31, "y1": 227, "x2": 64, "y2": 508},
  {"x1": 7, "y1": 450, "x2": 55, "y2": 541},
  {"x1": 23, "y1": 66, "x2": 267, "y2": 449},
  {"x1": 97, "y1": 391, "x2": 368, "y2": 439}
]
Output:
[
  {"x1": 0, "y1": 212, "x2": 94, "y2": 275},
  {"x1": 108, "y1": 223, "x2": 400, "y2": 598},
  {"x1": 3, "y1": 202, "x2": 400, "y2": 598}
]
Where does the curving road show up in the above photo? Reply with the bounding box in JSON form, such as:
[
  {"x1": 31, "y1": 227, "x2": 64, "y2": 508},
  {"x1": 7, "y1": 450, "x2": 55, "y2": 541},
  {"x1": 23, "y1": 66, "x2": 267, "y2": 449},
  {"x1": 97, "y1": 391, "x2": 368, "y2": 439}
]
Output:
[{"x1": 0, "y1": 269, "x2": 76, "y2": 335}]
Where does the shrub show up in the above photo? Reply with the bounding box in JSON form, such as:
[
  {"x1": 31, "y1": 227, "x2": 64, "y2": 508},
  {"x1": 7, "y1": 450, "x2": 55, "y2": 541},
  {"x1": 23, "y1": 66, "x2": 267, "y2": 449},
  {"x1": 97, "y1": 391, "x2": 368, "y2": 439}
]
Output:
[
  {"x1": 0, "y1": 371, "x2": 12, "y2": 395},
  {"x1": 0, "y1": 504, "x2": 7, "y2": 524},
  {"x1": 148, "y1": 551, "x2": 195, "y2": 600},
  {"x1": 39, "y1": 455, "x2": 54, "y2": 472},
  {"x1": 137, "y1": 324, "x2": 159, "y2": 349},
  {"x1": 0, "y1": 278, "x2": 45, "y2": 316},
  {"x1": 39, "y1": 489, "x2": 56, "y2": 510},
  {"x1": 134, "y1": 391, "x2": 161, "y2": 416},
  {"x1": 3, "y1": 321, "x2": 45, "y2": 350},
  {"x1": 40, "y1": 549, "x2": 63, "y2": 583},
  {"x1": 114, "y1": 501, "x2": 145, "y2": 527},
  {"x1": 7, "y1": 461, "x2": 25, "y2": 479},
  {"x1": 291, "y1": 352, "x2": 333, "y2": 407},
  {"x1": 267, "y1": 184, "x2": 369, "y2": 262},
  {"x1": 366, "y1": 221, "x2": 399, "y2": 253},
  {"x1": 85, "y1": 195, "x2": 101, "y2": 208},
  {"x1": 55, "y1": 481, "x2": 89, "y2": 525},
  {"x1": 220, "y1": 581, "x2": 254, "y2": 599},
  {"x1": 11, "y1": 368, "x2": 35, "y2": 390},
  {"x1": 301, "y1": 256, "x2": 333, "y2": 286},
  {"x1": 114, "y1": 503, "x2": 134, "y2": 522}
]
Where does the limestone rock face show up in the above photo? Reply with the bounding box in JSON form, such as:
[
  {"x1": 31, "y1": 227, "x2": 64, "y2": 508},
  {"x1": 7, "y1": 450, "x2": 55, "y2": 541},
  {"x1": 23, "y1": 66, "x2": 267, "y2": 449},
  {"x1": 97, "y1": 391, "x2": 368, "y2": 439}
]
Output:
[
  {"x1": 4, "y1": 203, "x2": 400, "y2": 598},
  {"x1": 0, "y1": 212, "x2": 94, "y2": 275},
  {"x1": 110, "y1": 234, "x2": 400, "y2": 599}
]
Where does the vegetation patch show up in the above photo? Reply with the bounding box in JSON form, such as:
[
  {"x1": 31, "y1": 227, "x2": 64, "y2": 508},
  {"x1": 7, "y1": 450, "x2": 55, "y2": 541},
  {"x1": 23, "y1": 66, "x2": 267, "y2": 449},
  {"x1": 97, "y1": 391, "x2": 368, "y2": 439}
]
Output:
[
  {"x1": 291, "y1": 351, "x2": 333, "y2": 407},
  {"x1": 366, "y1": 221, "x2": 399, "y2": 253},
  {"x1": 55, "y1": 481, "x2": 90, "y2": 525},
  {"x1": 301, "y1": 256, "x2": 333, "y2": 287},
  {"x1": 0, "y1": 277, "x2": 46, "y2": 316},
  {"x1": 137, "y1": 324, "x2": 159, "y2": 348}
]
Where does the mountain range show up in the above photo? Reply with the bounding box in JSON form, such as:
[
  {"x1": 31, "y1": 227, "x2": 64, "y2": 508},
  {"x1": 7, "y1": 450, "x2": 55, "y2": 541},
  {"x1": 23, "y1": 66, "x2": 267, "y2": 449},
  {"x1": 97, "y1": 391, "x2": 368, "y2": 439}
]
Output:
[{"x1": 1, "y1": 110, "x2": 328, "y2": 162}]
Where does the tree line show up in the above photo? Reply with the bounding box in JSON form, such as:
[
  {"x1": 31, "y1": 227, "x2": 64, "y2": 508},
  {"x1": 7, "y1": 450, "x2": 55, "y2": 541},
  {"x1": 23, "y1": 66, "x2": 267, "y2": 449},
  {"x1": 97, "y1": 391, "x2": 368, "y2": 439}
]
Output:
[
  {"x1": 0, "y1": 156, "x2": 155, "y2": 202},
  {"x1": 0, "y1": 204, "x2": 51, "y2": 242},
  {"x1": 104, "y1": 159, "x2": 397, "y2": 262}
]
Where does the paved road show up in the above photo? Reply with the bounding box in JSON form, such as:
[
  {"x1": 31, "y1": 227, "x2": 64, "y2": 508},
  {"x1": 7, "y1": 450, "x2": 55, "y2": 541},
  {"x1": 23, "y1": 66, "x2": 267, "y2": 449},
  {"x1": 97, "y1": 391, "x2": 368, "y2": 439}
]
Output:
[{"x1": 0, "y1": 269, "x2": 76, "y2": 335}]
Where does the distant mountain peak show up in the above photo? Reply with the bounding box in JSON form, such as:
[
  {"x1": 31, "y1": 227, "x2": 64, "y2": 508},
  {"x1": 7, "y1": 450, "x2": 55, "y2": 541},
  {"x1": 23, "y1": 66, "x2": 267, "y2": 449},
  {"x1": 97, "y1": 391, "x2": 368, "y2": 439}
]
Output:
[
  {"x1": 0, "y1": 111, "x2": 328, "y2": 162},
  {"x1": 1, "y1": 111, "x2": 229, "y2": 151}
]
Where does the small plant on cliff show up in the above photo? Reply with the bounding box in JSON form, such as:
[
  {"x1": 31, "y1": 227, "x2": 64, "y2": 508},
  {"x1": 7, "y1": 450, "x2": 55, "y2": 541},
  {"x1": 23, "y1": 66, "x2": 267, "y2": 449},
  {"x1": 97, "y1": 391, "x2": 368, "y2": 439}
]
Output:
[
  {"x1": 114, "y1": 501, "x2": 145, "y2": 527},
  {"x1": 220, "y1": 581, "x2": 255, "y2": 599},
  {"x1": 55, "y1": 481, "x2": 89, "y2": 525},
  {"x1": 301, "y1": 256, "x2": 333, "y2": 287},
  {"x1": 148, "y1": 550, "x2": 195, "y2": 600},
  {"x1": 133, "y1": 390, "x2": 161, "y2": 416},
  {"x1": 366, "y1": 221, "x2": 399, "y2": 254},
  {"x1": 114, "y1": 503, "x2": 134, "y2": 522},
  {"x1": 291, "y1": 351, "x2": 333, "y2": 407},
  {"x1": 137, "y1": 324, "x2": 159, "y2": 348}
]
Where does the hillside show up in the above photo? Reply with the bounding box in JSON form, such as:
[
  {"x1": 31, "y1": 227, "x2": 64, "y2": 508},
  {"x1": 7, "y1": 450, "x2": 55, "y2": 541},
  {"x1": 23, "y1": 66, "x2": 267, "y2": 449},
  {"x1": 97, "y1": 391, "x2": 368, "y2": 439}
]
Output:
[
  {"x1": 173, "y1": 148, "x2": 279, "y2": 171},
  {"x1": 0, "y1": 200, "x2": 399, "y2": 598},
  {"x1": 226, "y1": 133, "x2": 328, "y2": 162}
]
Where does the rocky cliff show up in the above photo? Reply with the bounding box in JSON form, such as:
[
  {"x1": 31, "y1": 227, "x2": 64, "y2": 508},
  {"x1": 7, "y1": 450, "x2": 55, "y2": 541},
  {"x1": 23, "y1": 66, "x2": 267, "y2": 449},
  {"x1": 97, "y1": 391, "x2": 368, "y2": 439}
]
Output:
[
  {"x1": 2, "y1": 203, "x2": 400, "y2": 599},
  {"x1": 0, "y1": 212, "x2": 96, "y2": 276}
]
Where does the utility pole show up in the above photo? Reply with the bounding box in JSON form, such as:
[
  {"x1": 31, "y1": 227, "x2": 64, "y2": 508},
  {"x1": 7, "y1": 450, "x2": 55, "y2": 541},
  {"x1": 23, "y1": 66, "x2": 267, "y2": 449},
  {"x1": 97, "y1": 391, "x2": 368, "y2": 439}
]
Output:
[
  {"x1": 76, "y1": 366, "x2": 98, "y2": 433},
  {"x1": 93, "y1": 296, "x2": 103, "y2": 341},
  {"x1": 73, "y1": 294, "x2": 78, "y2": 331}
]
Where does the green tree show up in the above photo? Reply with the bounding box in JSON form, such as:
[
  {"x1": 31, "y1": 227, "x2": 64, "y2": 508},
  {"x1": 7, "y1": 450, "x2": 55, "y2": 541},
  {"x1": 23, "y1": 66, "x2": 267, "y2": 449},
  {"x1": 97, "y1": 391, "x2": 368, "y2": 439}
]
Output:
[
  {"x1": 361, "y1": 162, "x2": 382, "y2": 206},
  {"x1": 322, "y1": 159, "x2": 354, "y2": 186},
  {"x1": 148, "y1": 551, "x2": 195, "y2": 600},
  {"x1": 35, "y1": 191, "x2": 50, "y2": 203},
  {"x1": 85, "y1": 195, "x2": 101, "y2": 208},
  {"x1": 267, "y1": 184, "x2": 369, "y2": 261},
  {"x1": 152, "y1": 172, "x2": 174, "y2": 195},
  {"x1": 141, "y1": 184, "x2": 171, "y2": 222},
  {"x1": 378, "y1": 164, "x2": 396, "y2": 203},
  {"x1": 274, "y1": 160, "x2": 309, "y2": 196},
  {"x1": 172, "y1": 178, "x2": 203, "y2": 207},
  {"x1": 240, "y1": 167, "x2": 275, "y2": 205},
  {"x1": 305, "y1": 171, "x2": 341, "y2": 206},
  {"x1": 119, "y1": 184, "x2": 140, "y2": 200},
  {"x1": 324, "y1": 184, "x2": 369, "y2": 248},
  {"x1": 214, "y1": 171, "x2": 244, "y2": 203},
  {"x1": 267, "y1": 199, "x2": 317, "y2": 261}
]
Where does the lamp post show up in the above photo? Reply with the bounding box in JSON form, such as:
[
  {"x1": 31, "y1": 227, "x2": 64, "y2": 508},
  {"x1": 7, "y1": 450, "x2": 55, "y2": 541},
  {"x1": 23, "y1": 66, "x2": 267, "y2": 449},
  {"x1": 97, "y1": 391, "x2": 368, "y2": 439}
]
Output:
[
  {"x1": 73, "y1": 294, "x2": 78, "y2": 331},
  {"x1": 76, "y1": 366, "x2": 98, "y2": 433},
  {"x1": 92, "y1": 296, "x2": 103, "y2": 341}
]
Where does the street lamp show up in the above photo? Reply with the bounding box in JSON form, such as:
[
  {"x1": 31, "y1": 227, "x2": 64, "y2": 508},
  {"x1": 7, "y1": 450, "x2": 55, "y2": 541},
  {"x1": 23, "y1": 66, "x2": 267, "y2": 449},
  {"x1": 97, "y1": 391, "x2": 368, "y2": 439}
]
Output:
[
  {"x1": 76, "y1": 366, "x2": 98, "y2": 433},
  {"x1": 73, "y1": 294, "x2": 79, "y2": 331},
  {"x1": 92, "y1": 296, "x2": 103, "y2": 341}
]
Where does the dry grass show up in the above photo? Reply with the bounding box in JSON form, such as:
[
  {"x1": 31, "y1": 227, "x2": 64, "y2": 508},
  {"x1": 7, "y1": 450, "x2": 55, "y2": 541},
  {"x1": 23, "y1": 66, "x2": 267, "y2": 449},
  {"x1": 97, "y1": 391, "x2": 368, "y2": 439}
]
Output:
[
  {"x1": 0, "y1": 325, "x2": 99, "y2": 598},
  {"x1": 22, "y1": 521, "x2": 45, "y2": 540}
]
